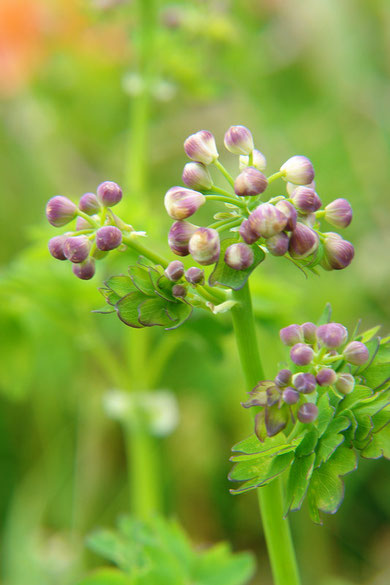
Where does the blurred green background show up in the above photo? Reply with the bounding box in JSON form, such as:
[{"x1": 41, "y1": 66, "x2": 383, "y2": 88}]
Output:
[{"x1": 1, "y1": 1, "x2": 390, "y2": 584}]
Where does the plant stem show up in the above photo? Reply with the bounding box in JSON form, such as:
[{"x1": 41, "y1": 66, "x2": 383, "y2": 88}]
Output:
[
  {"x1": 267, "y1": 170, "x2": 285, "y2": 184},
  {"x1": 206, "y1": 194, "x2": 245, "y2": 208},
  {"x1": 231, "y1": 282, "x2": 301, "y2": 585},
  {"x1": 213, "y1": 159, "x2": 235, "y2": 188}
]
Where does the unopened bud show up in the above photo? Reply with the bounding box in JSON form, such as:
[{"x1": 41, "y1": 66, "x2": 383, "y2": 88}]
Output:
[
  {"x1": 288, "y1": 223, "x2": 319, "y2": 259},
  {"x1": 63, "y1": 235, "x2": 91, "y2": 263},
  {"x1": 291, "y1": 187, "x2": 322, "y2": 213},
  {"x1": 324, "y1": 198, "x2": 352, "y2": 228},
  {"x1": 316, "y1": 368, "x2": 337, "y2": 386},
  {"x1": 168, "y1": 221, "x2": 198, "y2": 256},
  {"x1": 189, "y1": 227, "x2": 220, "y2": 265},
  {"x1": 286, "y1": 181, "x2": 315, "y2": 197},
  {"x1": 239, "y1": 219, "x2": 259, "y2": 244},
  {"x1": 164, "y1": 186, "x2": 206, "y2": 220},
  {"x1": 280, "y1": 324, "x2": 303, "y2": 346},
  {"x1": 266, "y1": 232, "x2": 289, "y2": 256},
  {"x1": 335, "y1": 373, "x2": 355, "y2": 394},
  {"x1": 48, "y1": 235, "x2": 68, "y2": 260},
  {"x1": 275, "y1": 200, "x2": 297, "y2": 231},
  {"x1": 76, "y1": 216, "x2": 92, "y2": 231},
  {"x1": 234, "y1": 167, "x2": 268, "y2": 197},
  {"x1": 224, "y1": 125, "x2": 254, "y2": 155},
  {"x1": 321, "y1": 233, "x2": 354, "y2": 270},
  {"x1": 96, "y1": 226, "x2": 123, "y2": 251},
  {"x1": 343, "y1": 341, "x2": 369, "y2": 365},
  {"x1": 172, "y1": 284, "x2": 187, "y2": 298},
  {"x1": 248, "y1": 203, "x2": 287, "y2": 238},
  {"x1": 224, "y1": 243, "x2": 254, "y2": 270},
  {"x1": 184, "y1": 130, "x2": 218, "y2": 165},
  {"x1": 299, "y1": 213, "x2": 316, "y2": 228},
  {"x1": 46, "y1": 196, "x2": 77, "y2": 227},
  {"x1": 301, "y1": 322, "x2": 317, "y2": 344},
  {"x1": 293, "y1": 372, "x2": 317, "y2": 394},
  {"x1": 239, "y1": 149, "x2": 266, "y2": 172},
  {"x1": 97, "y1": 181, "x2": 122, "y2": 207},
  {"x1": 290, "y1": 343, "x2": 314, "y2": 366},
  {"x1": 275, "y1": 369, "x2": 292, "y2": 387},
  {"x1": 280, "y1": 155, "x2": 315, "y2": 185},
  {"x1": 79, "y1": 192, "x2": 100, "y2": 215},
  {"x1": 164, "y1": 260, "x2": 185, "y2": 281},
  {"x1": 185, "y1": 266, "x2": 205, "y2": 285},
  {"x1": 316, "y1": 323, "x2": 348, "y2": 349},
  {"x1": 72, "y1": 258, "x2": 96, "y2": 280},
  {"x1": 298, "y1": 403, "x2": 318, "y2": 423},
  {"x1": 182, "y1": 162, "x2": 213, "y2": 190},
  {"x1": 283, "y1": 387, "x2": 300, "y2": 405}
]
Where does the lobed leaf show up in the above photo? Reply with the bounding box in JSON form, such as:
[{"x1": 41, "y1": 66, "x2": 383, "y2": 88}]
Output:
[{"x1": 209, "y1": 238, "x2": 265, "y2": 291}]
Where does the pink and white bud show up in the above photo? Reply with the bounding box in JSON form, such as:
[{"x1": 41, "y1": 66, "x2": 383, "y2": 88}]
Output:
[
  {"x1": 301, "y1": 322, "x2": 317, "y2": 344},
  {"x1": 164, "y1": 260, "x2": 185, "y2": 282},
  {"x1": 290, "y1": 343, "x2": 314, "y2": 366},
  {"x1": 321, "y1": 233, "x2": 354, "y2": 270},
  {"x1": 72, "y1": 258, "x2": 96, "y2": 280},
  {"x1": 239, "y1": 219, "x2": 259, "y2": 244},
  {"x1": 292, "y1": 372, "x2": 316, "y2": 394},
  {"x1": 48, "y1": 235, "x2": 68, "y2": 260},
  {"x1": 184, "y1": 130, "x2": 218, "y2": 165},
  {"x1": 280, "y1": 324, "x2": 304, "y2": 346},
  {"x1": 182, "y1": 162, "x2": 213, "y2": 190},
  {"x1": 343, "y1": 341, "x2": 370, "y2": 365},
  {"x1": 316, "y1": 323, "x2": 348, "y2": 349},
  {"x1": 63, "y1": 235, "x2": 91, "y2": 263},
  {"x1": 46, "y1": 196, "x2": 77, "y2": 227},
  {"x1": 291, "y1": 187, "x2": 322, "y2": 214},
  {"x1": 164, "y1": 186, "x2": 206, "y2": 220},
  {"x1": 172, "y1": 284, "x2": 187, "y2": 298},
  {"x1": 234, "y1": 167, "x2": 268, "y2": 197},
  {"x1": 224, "y1": 125, "x2": 254, "y2": 155},
  {"x1": 97, "y1": 181, "x2": 122, "y2": 207},
  {"x1": 79, "y1": 192, "x2": 100, "y2": 215},
  {"x1": 275, "y1": 200, "x2": 297, "y2": 231},
  {"x1": 96, "y1": 226, "x2": 123, "y2": 251},
  {"x1": 275, "y1": 369, "x2": 292, "y2": 387},
  {"x1": 316, "y1": 368, "x2": 337, "y2": 386},
  {"x1": 298, "y1": 212, "x2": 316, "y2": 228},
  {"x1": 280, "y1": 155, "x2": 315, "y2": 185},
  {"x1": 266, "y1": 232, "x2": 289, "y2": 256},
  {"x1": 298, "y1": 403, "x2": 318, "y2": 423},
  {"x1": 239, "y1": 149, "x2": 267, "y2": 172},
  {"x1": 224, "y1": 243, "x2": 254, "y2": 270},
  {"x1": 248, "y1": 203, "x2": 287, "y2": 238},
  {"x1": 335, "y1": 373, "x2": 355, "y2": 394},
  {"x1": 185, "y1": 266, "x2": 205, "y2": 285},
  {"x1": 324, "y1": 198, "x2": 352, "y2": 228},
  {"x1": 168, "y1": 221, "x2": 198, "y2": 256},
  {"x1": 288, "y1": 223, "x2": 319, "y2": 259},
  {"x1": 76, "y1": 216, "x2": 92, "y2": 231},
  {"x1": 286, "y1": 181, "x2": 315, "y2": 197},
  {"x1": 283, "y1": 387, "x2": 300, "y2": 405},
  {"x1": 189, "y1": 227, "x2": 220, "y2": 265}
]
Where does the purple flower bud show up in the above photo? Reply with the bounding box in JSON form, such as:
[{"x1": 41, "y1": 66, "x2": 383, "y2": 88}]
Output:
[
  {"x1": 280, "y1": 324, "x2": 304, "y2": 346},
  {"x1": 182, "y1": 162, "x2": 213, "y2": 190},
  {"x1": 172, "y1": 284, "x2": 187, "y2": 298},
  {"x1": 234, "y1": 167, "x2": 268, "y2": 197},
  {"x1": 46, "y1": 196, "x2": 77, "y2": 227},
  {"x1": 291, "y1": 187, "x2": 322, "y2": 213},
  {"x1": 280, "y1": 155, "x2": 315, "y2": 185},
  {"x1": 164, "y1": 260, "x2": 185, "y2": 282},
  {"x1": 275, "y1": 369, "x2": 292, "y2": 387},
  {"x1": 224, "y1": 243, "x2": 254, "y2": 270},
  {"x1": 316, "y1": 368, "x2": 337, "y2": 386},
  {"x1": 290, "y1": 343, "x2": 314, "y2": 366},
  {"x1": 265, "y1": 232, "x2": 289, "y2": 256},
  {"x1": 301, "y1": 322, "x2": 317, "y2": 344},
  {"x1": 96, "y1": 226, "x2": 123, "y2": 251},
  {"x1": 275, "y1": 200, "x2": 297, "y2": 231},
  {"x1": 97, "y1": 181, "x2": 122, "y2": 207},
  {"x1": 185, "y1": 266, "x2": 205, "y2": 285},
  {"x1": 224, "y1": 125, "x2": 254, "y2": 155},
  {"x1": 184, "y1": 130, "x2": 218, "y2": 165},
  {"x1": 72, "y1": 258, "x2": 95, "y2": 280},
  {"x1": 168, "y1": 221, "x2": 198, "y2": 256},
  {"x1": 288, "y1": 223, "x2": 319, "y2": 259},
  {"x1": 164, "y1": 186, "x2": 206, "y2": 220},
  {"x1": 63, "y1": 235, "x2": 91, "y2": 263},
  {"x1": 248, "y1": 203, "x2": 288, "y2": 238},
  {"x1": 239, "y1": 149, "x2": 266, "y2": 172},
  {"x1": 239, "y1": 219, "x2": 259, "y2": 244},
  {"x1": 316, "y1": 323, "x2": 348, "y2": 349},
  {"x1": 286, "y1": 181, "x2": 315, "y2": 197},
  {"x1": 298, "y1": 212, "x2": 316, "y2": 228},
  {"x1": 76, "y1": 216, "x2": 92, "y2": 230},
  {"x1": 321, "y1": 233, "x2": 354, "y2": 270},
  {"x1": 324, "y1": 198, "x2": 352, "y2": 228},
  {"x1": 335, "y1": 373, "x2": 355, "y2": 394},
  {"x1": 48, "y1": 235, "x2": 68, "y2": 260},
  {"x1": 298, "y1": 403, "x2": 318, "y2": 423},
  {"x1": 79, "y1": 192, "x2": 100, "y2": 215},
  {"x1": 283, "y1": 387, "x2": 300, "y2": 405},
  {"x1": 343, "y1": 341, "x2": 370, "y2": 365},
  {"x1": 293, "y1": 372, "x2": 317, "y2": 394},
  {"x1": 189, "y1": 227, "x2": 220, "y2": 265}
]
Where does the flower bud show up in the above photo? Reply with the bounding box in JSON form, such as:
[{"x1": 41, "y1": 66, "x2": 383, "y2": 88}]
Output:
[
  {"x1": 48, "y1": 235, "x2": 68, "y2": 260},
  {"x1": 343, "y1": 341, "x2": 370, "y2": 365},
  {"x1": 280, "y1": 155, "x2": 315, "y2": 185},
  {"x1": 76, "y1": 216, "x2": 92, "y2": 231},
  {"x1": 63, "y1": 235, "x2": 91, "y2": 263},
  {"x1": 301, "y1": 322, "x2": 317, "y2": 344},
  {"x1": 97, "y1": 181, "x2": 122, "y2": 207},
  {"x1": 224, "y1": 243, "x2": 254, "y2": 270},
  {"x1": 275, "y1": 200, "x2": 297, "y2": 231},
  {"x1": 298, "y1": 212, "x2": 316, "y2": 228},
  {"x1": 324, "y1": 198, "x2": 352, "y2": 228},
  {"x1": 164, "y1": 260, "x2": 185, "y2": 282},
  {"x1": 234, "y1": 167, "x2": 268, "y2": 197},
  {"x1": 248, "y1": 203, "x2": 287, "y2": 238},
  {"x1": 182, "y1": 162, "x2": 213, "y2": 190},
  {"x1": 168, "y1": 221, "x2": 198, "y2": 256},
  {"x1": 316, "y1": 323, "x2": 348, "y2": 349},
  {"x1": 316, "y1": 368, "x2": 337, "y2": 386},
  {"x1": 297, "y1": 403, "x2": 318, "y2": 423},
  {"x1": 293, "y1": 372, "x2": 317, "y2": 394},
  {"x1": 283, "y1": 387, "x2": 300, "y2": 405},
  {"x1": 224, "y1": 125, "x2": 254, "y2": 155},
  {"x1": 172, "y1": 284, "x2": 187, "y2": 298},
  {"x1": 46, "y1": 196, "x2": 77, "y2": 227},
  {"x1": 96, "y1": 226, "x2": 123, "y2": 251},
  {"x1": 72, "y1": 258, "x2": 96, "y2": 280},
  {"x1": 164, "y1": 186, "x2": 206, "y2": 220},
  {"x1": 280, "y1": 324, "x2": 303, "y2": 346},
  {"x1": 184, "y1": 130, "x2": 218, "y2": 165},
  {"x1": 185, "y1": 266, "x2": 205, "y2": 285},
  {"x1": 286, "y1": 181, "x2": 315, "y2": 197},
  {"x1": 265, "y1": 232, "x2": 289, "y2": 256},
  {"x1": 335, "y1": 373, "x2": 355, "y2": 394},
  {"x1": 290, "y1": 343, "x2": 314, "y2": 366},
  {"x1": 239, "y1": 149, "x2": 267, "y2": 172},
  {"x1": 288, "y1": 223, "x2": 319, "y2": 259},
  {"x1": 275, "y1": 369, "x2": 292, "y2": 387},
  {"x1": 79, "y1": 192, "x2": 100, "y2": 215},
  {"x1": 321, "y1": 233, "x2": 354, "y2": 270},
  {"x1": 291, "y1": 187, "x2": 322, "y2": 213},
  {"x1": 239, "y1": 219, "x2": 259, "y2": 244},
  {"x1": 189, "y1": 227, "x2": 220, "y2": 265}
]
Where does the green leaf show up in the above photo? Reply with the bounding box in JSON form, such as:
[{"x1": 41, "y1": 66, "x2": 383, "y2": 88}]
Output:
[
  {"x1": 361, "y1": 343, "x2": 390, "y2": 389},
  {"x1": 315, "y1": 393, "x2": 335, "y2": 436},
  {"x1": 105, "y1": 276, "x2": 136, "y2": 298},
  {"x1": 87, "y1": 529, "x2": 137, "y2": 571},
  {"x1": 316, "y1": 303, "x2": 332, "y2": 325},
  {"x1": 353, "y1": 388, "x2": 390, "y2": 417},
  {"x1": 315, "y1": 417, "x2": 350, "y2": 467},
  {"x1": 229, "y1": 451, "x2": 294, "y2": 494},
  {"x1": 337, "y1": 385, "x2": 373, "y2": 413},
  {"x1": 295, "y1": 429, "x2": 318, "y2": 458},
  {"x1": 265, "y1": 404, "x2": 289, "y2": 437},
  {"x1": 209, "y1": 238, "x2": 265, "y2": 291},
  {"x1": 357, "y1": 325, "x2": 381, "y2": 343},
  {"x1": 128, "y1": 265, "x2": 156, "y2": 296},
  {"x1": 361, "y1": 424, "x2": 390, "y2": 459},
  {"x1": 194, "y1": 543, "x2": 255, "y2": 585},
  {"x1": 137, "y1": 298, "x2": 175, "y2": 327},
  {"x1": 115, "y1": 292, "x2": 146, "y2": 328},
  {"x1": 77, "y1": 568, "x2": 132, "y2": 585},
  {"x1": 285, "y1": 452, "x2": 316, "y2": 513},
  {"x1": 165, "y1": 300, "x2": 193, "y2": 330},
  {"x1": 230, "y1": 434, "x2": 297, "y2": 462}
]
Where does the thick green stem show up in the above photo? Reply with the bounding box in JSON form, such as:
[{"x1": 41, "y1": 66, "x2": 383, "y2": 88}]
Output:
[{"x1": 231, "y1": 282, "x2": 301, "y2": 585}]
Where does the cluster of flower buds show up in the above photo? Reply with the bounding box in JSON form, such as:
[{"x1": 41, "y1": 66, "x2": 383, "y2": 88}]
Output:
[
  {"x1": 46, "y1": 181, "x2": 128, "y2": 280},
  {"x1": 165, "y1": 126, "x2": 354, "y2": 275},
  {"x1": 242, "y1": 320, "x2": 370, "y2": 441},
  {"x1": 163, "y1": 259, "x2": 206, "y2": 297}
]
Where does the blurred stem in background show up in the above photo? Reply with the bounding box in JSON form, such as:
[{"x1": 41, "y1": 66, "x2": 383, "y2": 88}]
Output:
[{"x1": 231, "y1": 283, "x2": 301, "y2": 585}]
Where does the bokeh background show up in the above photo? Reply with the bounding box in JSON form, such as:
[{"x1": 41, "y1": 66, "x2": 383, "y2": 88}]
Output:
[{"x1": 1, "y1": 1, "x2": 390, "y2": 584}]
